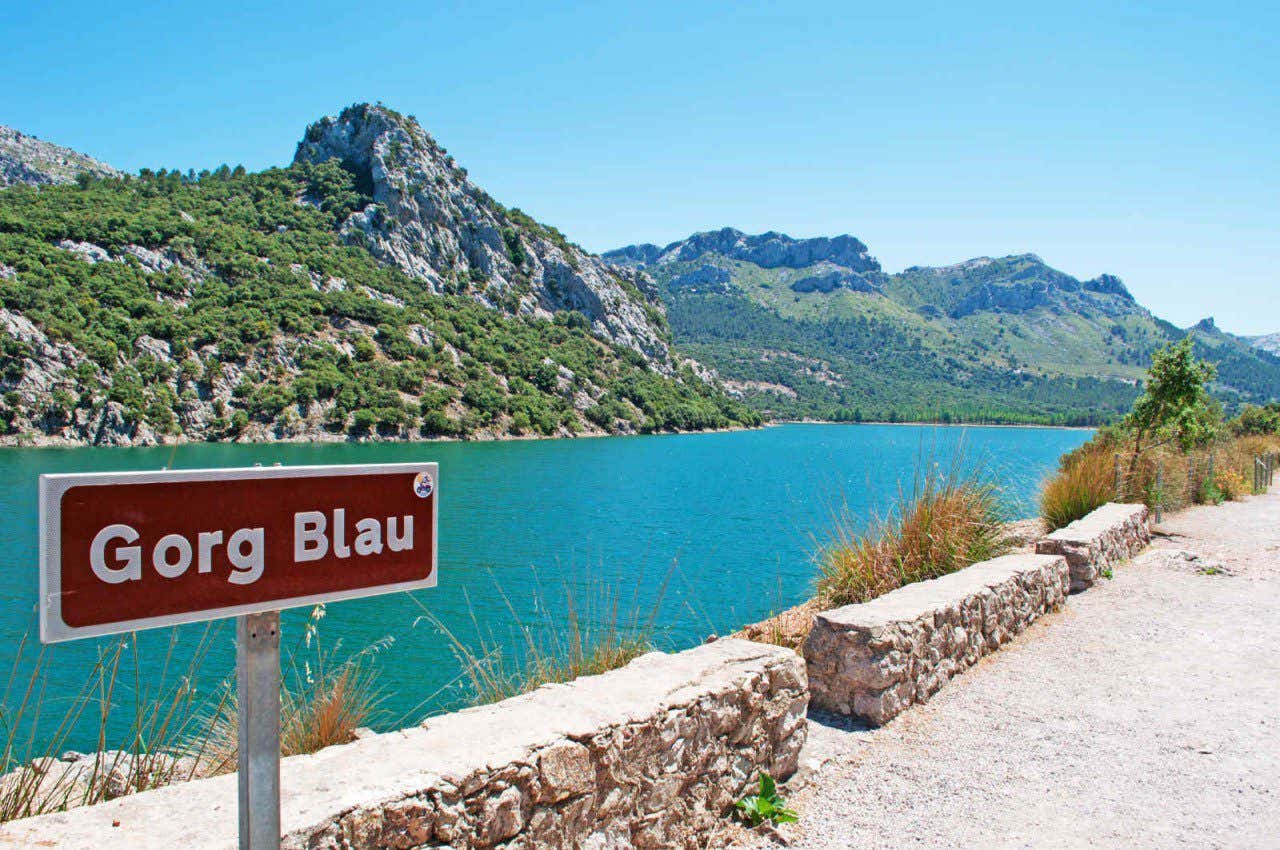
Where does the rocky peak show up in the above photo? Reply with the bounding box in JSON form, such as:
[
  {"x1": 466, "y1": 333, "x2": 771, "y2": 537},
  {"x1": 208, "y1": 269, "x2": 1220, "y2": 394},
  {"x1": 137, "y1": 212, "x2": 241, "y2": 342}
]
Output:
[
  {"x1": 1082, "y1": 273, "x2": 1133, "y2": 301},
  {"x1": 1191, "y1": 317, "x2": 1219, "y2": 334},
  {"x1": 0, "y1": 126, "x2": 121, "y2": 187},
  {"x1": 293, "y1": 104, "x2": 672, "y2": 368},
  {"x1": 607, "y1": 227, "x2": 881, "y2": 275}
]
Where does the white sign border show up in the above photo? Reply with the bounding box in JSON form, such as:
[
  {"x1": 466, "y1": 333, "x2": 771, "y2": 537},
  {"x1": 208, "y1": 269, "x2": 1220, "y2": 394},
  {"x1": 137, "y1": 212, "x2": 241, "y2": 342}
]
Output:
[{"x1": 39, "y1": 461, "x2": 438, "y2": 644}]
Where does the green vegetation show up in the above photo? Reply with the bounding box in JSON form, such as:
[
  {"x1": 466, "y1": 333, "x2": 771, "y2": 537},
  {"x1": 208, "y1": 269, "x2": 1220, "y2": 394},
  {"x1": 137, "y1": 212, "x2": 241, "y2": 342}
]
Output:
[
  {"x1": 1040, "y1": 340, "x2": 1280, "y2": 529},
  {"x1": 670, "y1": 292, "x2": 1137, "y2": 425},
  {"x1": 1122, "y1": 337, "x2": 1220, "y2": 476},
  {"x1": 622, "y1": 247, "x2": 1280, "y2": 426},
  {"x1": 734, "y1": 773, "x2": 798, "y2": 827},
  {"x1": 0, "y1": 164, "x2": 756, "y2": 442}
]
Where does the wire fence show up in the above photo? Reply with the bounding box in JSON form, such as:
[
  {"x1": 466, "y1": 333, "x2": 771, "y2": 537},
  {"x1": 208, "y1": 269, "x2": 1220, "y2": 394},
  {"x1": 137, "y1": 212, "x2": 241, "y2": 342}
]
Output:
[{"x1": 1111, "y1": 447, "x2": 1278, "y2": 522}]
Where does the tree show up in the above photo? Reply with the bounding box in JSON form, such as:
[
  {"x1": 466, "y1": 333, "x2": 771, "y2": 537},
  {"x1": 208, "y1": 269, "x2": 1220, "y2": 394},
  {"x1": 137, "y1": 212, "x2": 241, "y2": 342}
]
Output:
[
  {"x1": 1124, "y1": 337, "x2": 1220, "y2": 475},
  {"x1": 1231, "y1": 403, "x2": 1280, "y2": 436}
]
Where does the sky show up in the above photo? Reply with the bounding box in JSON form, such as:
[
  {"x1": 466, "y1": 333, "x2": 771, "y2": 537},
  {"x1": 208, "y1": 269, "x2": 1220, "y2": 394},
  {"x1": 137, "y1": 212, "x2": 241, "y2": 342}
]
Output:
[{"x1": 4, "y1": 1, "x2": 1277, "y2": 334}]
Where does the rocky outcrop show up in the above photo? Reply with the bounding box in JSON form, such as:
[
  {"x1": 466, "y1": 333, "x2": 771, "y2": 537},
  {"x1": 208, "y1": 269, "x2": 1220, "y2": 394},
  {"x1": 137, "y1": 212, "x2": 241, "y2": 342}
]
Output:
[
  {"x1": 790, "y1": 267, "x2": 881, "y2": 294},
  {"x1": 1251, "y1": 332, "x2": 1280, "y2": 356},
  {"x1": 293, "y1": 104, "x2": 673, "y2": 368},
  {"x1": 1083, "y1": 273, "x2": 1133, "y2": 300},
  {"x1": 607, "y1": 228, "x2": 880, "y2": 275},
  {"x1": 0, "y1": 640, "x2": 807, "y2": 850},
  {"x1": 1036, "y1": 502, "x2": 1151, "y2": 591},
  {"x1": 0, "y1": 126, "x2": 121, "y2": 187},
  {"x1": 803, "y1": 553, "x2": 1069, "y2": 725},
  {"x1": 667, "y1": 264, "x2": 734, "y2": 293}
]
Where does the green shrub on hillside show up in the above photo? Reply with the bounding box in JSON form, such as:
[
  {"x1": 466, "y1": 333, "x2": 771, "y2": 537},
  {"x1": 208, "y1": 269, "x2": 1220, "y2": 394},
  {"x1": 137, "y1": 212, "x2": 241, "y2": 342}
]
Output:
[{"x1": 0, "y1": 164, "x2": 756, "y2": 440}]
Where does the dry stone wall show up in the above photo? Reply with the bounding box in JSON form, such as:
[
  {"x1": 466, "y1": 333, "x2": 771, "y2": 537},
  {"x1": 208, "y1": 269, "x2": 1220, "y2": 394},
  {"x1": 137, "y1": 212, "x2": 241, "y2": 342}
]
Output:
[
  {"x1": 0, "y1": 639, "x2": 805, "y2": 850},
  {"x1": 1036, "y1": 502, "x2": 1150, "y2": 591},
  {"x1": 803, "y1": 553, "x2": 1069, "y2": 725}
]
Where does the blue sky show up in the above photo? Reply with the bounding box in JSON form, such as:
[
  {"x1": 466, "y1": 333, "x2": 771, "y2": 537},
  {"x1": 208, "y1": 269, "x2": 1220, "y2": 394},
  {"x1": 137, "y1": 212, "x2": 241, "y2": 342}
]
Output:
[{"x1": 4, "y1": 1, "x2": 1276, "y2": 334}]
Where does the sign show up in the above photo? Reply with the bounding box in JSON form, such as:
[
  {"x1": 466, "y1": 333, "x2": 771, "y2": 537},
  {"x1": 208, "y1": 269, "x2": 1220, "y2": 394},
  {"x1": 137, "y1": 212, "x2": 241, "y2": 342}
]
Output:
[{"x1": 39, "y1": 462, "x2": 438, "y2": 643}]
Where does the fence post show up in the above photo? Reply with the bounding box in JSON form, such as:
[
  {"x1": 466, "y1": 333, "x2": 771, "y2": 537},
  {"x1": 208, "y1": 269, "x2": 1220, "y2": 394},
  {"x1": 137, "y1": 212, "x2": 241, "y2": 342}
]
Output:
[
  {"x1": 1155, "y1": 466, "x2": 1164, "y2": 523},
  {"x1": 1114, "y1": 453, "x2": 1123, "y2": 500},
  {"x1": 1187, "y1": 457, "x2": 1195, "y2": 505}
]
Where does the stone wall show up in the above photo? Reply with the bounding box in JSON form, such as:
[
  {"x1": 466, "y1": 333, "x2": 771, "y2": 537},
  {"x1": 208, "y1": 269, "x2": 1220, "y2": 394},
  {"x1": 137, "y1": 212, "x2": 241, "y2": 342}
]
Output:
[
  {"x1": 0, "y1": 639, "x2": 806, "y2": 850},
  {"x1": 1036, "y1": 502, "x2": 1150, "y2": 592},
  {"x1": 803, "y1": 553, "x2": 1069, "y2": 725}
]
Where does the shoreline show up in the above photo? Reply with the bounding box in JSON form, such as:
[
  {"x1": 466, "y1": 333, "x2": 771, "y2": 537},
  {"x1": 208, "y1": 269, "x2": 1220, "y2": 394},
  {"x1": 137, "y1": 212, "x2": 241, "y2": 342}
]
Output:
[
  {"x1": 0, "y1": 418, "x2": 1097, "y2": 451},
  {"x1": 770, "y1": 419, "x2": 1099, "y2": 432},
  {"x1": 0, "y1": 421, "x2": 763, "y2": 451}
]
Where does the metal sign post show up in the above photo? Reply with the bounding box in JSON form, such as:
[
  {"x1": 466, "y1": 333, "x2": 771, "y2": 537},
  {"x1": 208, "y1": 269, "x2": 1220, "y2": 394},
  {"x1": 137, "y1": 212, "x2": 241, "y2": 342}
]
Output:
[{"x1": 238, "y1": 611, "x2": 281, "y2": 850}]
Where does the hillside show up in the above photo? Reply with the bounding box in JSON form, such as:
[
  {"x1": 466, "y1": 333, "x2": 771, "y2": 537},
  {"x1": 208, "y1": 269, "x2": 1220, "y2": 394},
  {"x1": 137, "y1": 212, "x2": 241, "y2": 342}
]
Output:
[
  {"x1": 0, "y1": 126, "x2": 121, "y2": 188},
  {"x1": 606, "y1": 230, "x2": 1280, "y2": 424},
  {"x1": 0, "y1": 106, "x2": 757, "y2": 446}
]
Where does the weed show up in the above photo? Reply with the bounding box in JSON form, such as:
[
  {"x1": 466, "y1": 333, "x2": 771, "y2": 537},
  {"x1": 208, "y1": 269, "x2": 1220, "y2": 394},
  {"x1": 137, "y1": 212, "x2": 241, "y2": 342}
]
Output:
[
  {"x1": 0, "y1": 627, "x2": 218, "y2": 822},
  {"x1": 735, "y1": 773, "x2": 798, "y2": 827}
]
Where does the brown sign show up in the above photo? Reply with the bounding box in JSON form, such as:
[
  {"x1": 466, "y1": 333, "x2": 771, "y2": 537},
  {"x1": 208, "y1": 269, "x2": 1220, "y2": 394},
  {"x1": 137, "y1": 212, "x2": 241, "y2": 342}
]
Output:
[{"x1": 39, "y1": 463, "x2": 437, "y2": 642}]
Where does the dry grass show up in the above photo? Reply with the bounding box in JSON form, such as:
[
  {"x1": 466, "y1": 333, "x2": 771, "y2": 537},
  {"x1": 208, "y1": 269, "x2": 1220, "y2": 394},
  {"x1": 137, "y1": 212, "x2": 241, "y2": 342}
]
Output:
[
  {"x1": 413, "y1": 573, "x2": 664, "y2": 708},
  {"x1": 191, "y1": 605, "x2": 388, "y2": 775},
  {"x1": 1039, "y1": 433, "x2": 1280, "y2": 528},
  {"x1": 0, "y1": 628, "x2": 218, "y2": 822},
  {"x1": 815, "y1": 465, "x2": 1010, "y2": 609},
  {"x1": 1040, "y1": 443, "x2": 1116, "y2": 531}
]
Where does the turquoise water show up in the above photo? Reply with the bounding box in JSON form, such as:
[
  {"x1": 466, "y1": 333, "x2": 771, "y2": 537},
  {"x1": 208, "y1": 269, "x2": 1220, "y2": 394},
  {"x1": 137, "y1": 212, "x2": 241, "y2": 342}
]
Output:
[{"x1": 0, "y1": 423, "x2": 1087, "y2": 749}]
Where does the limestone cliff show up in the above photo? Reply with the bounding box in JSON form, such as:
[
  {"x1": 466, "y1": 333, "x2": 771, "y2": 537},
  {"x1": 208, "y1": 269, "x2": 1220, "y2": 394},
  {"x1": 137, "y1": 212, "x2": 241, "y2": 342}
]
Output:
[{"x1": 294, "y1": 104, "x2": 673, "y2": 370}]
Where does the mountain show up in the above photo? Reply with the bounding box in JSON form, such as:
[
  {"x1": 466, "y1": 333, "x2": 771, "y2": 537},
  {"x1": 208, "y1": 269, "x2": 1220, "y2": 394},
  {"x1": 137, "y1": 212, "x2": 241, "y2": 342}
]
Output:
[
  {"x1": 606, "y1": 231, "x2": 1280, "y2": 424},
  {"x1": 0, "y1": 126, "x2": 121, "y2": 187},
  {"x1": 0, "y1": 106, "x2": 756, "y2": 446},
  {"x1": 293, "y1": 105, "x2": 670, "y2": 364},
  {"x1": 1251, "y1": 332, "x2": 1280, "y2": 356}
]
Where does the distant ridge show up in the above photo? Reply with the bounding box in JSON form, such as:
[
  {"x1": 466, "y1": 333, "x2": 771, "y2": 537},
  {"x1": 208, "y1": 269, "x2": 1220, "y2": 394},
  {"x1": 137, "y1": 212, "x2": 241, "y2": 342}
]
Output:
[{"x1": 608, "y1": 230, "x2": 1280, "y2": 424}]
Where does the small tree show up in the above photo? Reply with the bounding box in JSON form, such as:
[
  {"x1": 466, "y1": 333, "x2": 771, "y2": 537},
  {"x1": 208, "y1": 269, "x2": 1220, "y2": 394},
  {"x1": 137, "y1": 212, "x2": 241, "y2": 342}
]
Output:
[{"x1": 1124, "y1": 337, "x2": 1220, "y2": 475}]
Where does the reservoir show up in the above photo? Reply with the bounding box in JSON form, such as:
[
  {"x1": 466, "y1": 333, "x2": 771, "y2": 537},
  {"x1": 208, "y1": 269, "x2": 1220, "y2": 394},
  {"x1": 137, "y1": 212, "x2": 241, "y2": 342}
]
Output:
[{"x1": 0, "y1": 423, "x2": 1089, "y2": 750}]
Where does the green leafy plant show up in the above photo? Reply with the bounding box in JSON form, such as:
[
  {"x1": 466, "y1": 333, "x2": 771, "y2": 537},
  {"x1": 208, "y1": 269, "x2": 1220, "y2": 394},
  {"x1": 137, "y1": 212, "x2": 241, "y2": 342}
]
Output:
[
  {"x1": 1198, "y1": 478, "x2": 1226, "y2": 505},
  {"x1": 734, "y1": 773, "x2": 798, "y2": 827}
]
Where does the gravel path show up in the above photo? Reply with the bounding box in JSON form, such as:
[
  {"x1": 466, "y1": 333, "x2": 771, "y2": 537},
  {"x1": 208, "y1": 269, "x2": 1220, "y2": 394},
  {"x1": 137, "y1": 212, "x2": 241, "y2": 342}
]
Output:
[{"x1": 732, "y1": 490, "x2": 1280, "y2": 849}]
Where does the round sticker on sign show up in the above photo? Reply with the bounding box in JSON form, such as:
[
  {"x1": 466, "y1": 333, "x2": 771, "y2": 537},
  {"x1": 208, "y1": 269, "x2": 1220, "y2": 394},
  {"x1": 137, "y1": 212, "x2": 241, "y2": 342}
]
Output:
[{"x1": 412, "y1": 471, "x2": 435, "y2": 499}]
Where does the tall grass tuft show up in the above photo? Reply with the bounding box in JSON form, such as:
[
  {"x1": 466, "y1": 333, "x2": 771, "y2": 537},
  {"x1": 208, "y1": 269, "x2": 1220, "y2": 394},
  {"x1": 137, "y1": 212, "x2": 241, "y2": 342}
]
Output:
[
  {"x1": 192, "y1": 605, "x2": 388, "y2": 775},
  {"x1": 414, "y1": 571, "x2": 664, "y2": 709},
  {"x1": 1039, "y1": 443, "x2": 1115, "y2": 530},
  {"x1": 815, "y1": 463, "x2": 1009, "y2": 608}
]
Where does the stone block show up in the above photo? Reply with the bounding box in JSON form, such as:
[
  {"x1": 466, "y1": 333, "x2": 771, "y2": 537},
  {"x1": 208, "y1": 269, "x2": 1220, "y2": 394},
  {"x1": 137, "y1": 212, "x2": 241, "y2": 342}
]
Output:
[
  {"x1": 1036, "y1": 502, "x2": 1150, "y2": 591},
  {"x1": 804, "y1": 554, "x2": 1069, "y2": 725}
]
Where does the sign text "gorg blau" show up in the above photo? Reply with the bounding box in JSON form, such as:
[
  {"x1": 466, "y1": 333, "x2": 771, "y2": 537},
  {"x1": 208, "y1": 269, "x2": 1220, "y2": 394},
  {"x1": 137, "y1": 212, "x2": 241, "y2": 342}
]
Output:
[{"x1": 39, "y1": 463, "x2": 438, "y2": 642}]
